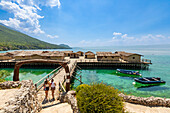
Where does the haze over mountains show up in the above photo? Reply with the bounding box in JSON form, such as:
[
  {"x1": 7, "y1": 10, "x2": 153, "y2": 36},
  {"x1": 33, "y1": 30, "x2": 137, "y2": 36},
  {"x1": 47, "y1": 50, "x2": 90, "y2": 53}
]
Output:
[{"x1": 0, "y1": 24, "x2": 71, "y2": 51}]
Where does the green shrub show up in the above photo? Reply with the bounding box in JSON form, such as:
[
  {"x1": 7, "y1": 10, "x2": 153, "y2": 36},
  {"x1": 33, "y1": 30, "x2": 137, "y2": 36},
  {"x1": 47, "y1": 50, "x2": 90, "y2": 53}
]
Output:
[
  {"x1": 76, "y1": 84, "x2": 90, "y2": 93},
  {"x1": 76, "y1": 83, "x2": 124, "y2": 113}
]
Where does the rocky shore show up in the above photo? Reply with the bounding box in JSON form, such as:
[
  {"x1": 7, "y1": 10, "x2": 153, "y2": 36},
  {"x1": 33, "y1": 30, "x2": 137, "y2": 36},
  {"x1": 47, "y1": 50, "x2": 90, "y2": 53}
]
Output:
[
  {"x1": 119, "y1": 93, "x2": 170, "y2": 107},
  {"x1": 0, "y1": 81, "x2": 22, "y2": 89}
]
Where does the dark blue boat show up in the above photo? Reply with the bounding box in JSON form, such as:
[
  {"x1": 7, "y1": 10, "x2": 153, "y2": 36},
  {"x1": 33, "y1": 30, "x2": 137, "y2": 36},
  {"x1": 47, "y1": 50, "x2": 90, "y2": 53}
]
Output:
[
  {"x1": 116, "y1": 69, "x2": 142, "y2": 77},
  {"x1": 134, "y1": 77, "x2": 166, "y2": 84}
]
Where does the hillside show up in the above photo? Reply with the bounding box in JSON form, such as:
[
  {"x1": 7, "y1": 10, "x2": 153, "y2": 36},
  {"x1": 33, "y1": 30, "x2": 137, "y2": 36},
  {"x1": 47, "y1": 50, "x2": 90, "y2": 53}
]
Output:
[{"x1": 0, "y1": 25, "x2": 71, "y2": 51}]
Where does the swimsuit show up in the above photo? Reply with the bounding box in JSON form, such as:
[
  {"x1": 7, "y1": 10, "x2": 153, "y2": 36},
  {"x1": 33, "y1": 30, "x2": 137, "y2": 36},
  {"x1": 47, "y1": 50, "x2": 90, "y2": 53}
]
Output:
[
  {"x1": 44, "y1": 84, "x2": 49, "y2": 91},
  {"x1": 51, "y1": 82, "x2": 55, "y2": 90}
]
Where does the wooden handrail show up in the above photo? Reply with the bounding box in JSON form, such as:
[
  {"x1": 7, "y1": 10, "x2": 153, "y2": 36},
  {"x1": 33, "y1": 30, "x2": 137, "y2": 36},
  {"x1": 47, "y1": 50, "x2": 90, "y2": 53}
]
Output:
[
  {"x1": 59, "y1": 81, "x2": 66, "y2": 92},
  {"x1": 35, "y1": 66, "x2": 62, "y2": 85},
  {"x1": 35, "y1": 66, "x2": 62, "y2": 91},
  {"x1": 72, "y1": 76, "x2": 83, "y2": 84}
]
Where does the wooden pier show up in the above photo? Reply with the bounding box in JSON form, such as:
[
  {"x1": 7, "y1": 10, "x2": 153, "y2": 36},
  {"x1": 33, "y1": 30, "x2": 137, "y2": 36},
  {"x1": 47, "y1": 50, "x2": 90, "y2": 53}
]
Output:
[
  {"x1": 0, "y1": 57, "x2": 152, "y2": 92},
  {"x1": 35, "y1": 60, "x2": 78, "y2": 108}
]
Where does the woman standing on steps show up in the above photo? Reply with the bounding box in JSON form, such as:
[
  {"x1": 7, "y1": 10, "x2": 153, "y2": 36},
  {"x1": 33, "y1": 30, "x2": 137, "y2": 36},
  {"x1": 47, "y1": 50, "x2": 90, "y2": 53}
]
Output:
[
  {"x1": 44, "y1": 79, "x2": 50, "y2": 100},
  {"x1": 51, "y1": 79, "x2": 56, "y2": 100}
]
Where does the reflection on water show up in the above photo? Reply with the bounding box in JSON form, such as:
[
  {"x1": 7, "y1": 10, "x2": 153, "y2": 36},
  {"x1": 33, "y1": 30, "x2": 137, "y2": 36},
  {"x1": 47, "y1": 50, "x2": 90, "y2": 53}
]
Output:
[
  {"x1": 1, "y1": 68, "x2": 54, "y2": 83},
  {"x1": 73, "y1": 69, "x2": 170, "y2": 98},
  {"x1": 136, "y1": 86, "x2": 170, "y2": 91}
]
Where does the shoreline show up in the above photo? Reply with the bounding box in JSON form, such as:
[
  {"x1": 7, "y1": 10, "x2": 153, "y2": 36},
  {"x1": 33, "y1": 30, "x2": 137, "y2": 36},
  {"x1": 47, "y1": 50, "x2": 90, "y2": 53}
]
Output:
[{"x1": 125, "y1": 102, "x2": 170, "y2": 113}]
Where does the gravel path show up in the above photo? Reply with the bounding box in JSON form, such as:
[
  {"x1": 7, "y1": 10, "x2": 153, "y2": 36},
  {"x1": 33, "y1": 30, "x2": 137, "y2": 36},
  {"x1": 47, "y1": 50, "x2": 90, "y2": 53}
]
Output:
[{"x1": 0, "y1": 89, "x2": 18, "y2": 109}]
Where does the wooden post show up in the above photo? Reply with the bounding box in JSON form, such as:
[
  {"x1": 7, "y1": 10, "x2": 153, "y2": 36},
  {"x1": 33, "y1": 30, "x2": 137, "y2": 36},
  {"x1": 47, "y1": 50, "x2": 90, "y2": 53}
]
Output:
[
  {"x1": 80, "y1": 75, "x2": 82, "y2": 84},
  {"x1": 13, "y1": 64, "x2": 21, "y2": 81},
  {"x1": 66, "y1": 73, "x2": 70, "y2": 92}
]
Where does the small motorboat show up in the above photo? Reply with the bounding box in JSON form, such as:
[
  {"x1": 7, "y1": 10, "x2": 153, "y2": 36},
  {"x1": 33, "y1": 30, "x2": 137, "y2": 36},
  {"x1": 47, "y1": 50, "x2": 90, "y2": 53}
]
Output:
[
  {"x1": 116, "y1": 69, "x2": 142, "y2": 77},
  {"x1": 133, "y1": 77, "x2": 166, "y2": 88}
]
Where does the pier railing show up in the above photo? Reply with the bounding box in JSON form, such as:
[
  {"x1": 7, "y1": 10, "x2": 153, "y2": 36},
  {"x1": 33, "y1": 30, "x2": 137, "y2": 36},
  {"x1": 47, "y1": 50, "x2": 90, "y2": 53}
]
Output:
[
  {"x1": 77, "y1": 59, "x2": 121, "y2": 63},
  {"x1": 0, "y1": 59, "x2": 69, "y2": 63},
  {"x1": 69, "y1": 60, "x2": 77, "y2": 73},
  {"x1": 34, "y1": 66, "x2": 63, "y2": 91},
  {"x1": 141, "y1": 58, "x2": 152, "y2": 64}
]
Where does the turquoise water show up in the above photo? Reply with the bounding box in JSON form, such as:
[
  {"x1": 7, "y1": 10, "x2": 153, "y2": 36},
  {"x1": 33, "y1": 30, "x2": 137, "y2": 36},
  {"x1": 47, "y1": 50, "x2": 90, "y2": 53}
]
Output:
[
  {"x1": 0, "y1": 44, "x2": 170, "y2": 98},
  {"x1": 1, "y1": 68, "x2": 54, "y2": 83},
  {"x1": 73, "y1": 45, "x2": 170, "y2": 98},
  {"x1": 73, "y1": 68, "x2": 170, "y2": 98}
]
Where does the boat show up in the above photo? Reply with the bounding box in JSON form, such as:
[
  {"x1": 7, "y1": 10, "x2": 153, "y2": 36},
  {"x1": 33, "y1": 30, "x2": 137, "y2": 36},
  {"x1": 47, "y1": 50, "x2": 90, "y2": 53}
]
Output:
[
  {"x1": 116, "y1": 69, "x2": 142, "y2": 77},
  {"x1": 133, "y1": 77, "x2": 166, "y2": 88}
]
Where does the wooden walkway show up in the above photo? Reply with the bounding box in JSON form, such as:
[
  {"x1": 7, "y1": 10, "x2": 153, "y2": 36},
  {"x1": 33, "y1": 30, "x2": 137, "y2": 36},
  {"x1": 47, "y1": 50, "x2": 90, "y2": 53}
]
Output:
[{"x1": 37, "y1": 59, "x2": 77, "y2": 112}]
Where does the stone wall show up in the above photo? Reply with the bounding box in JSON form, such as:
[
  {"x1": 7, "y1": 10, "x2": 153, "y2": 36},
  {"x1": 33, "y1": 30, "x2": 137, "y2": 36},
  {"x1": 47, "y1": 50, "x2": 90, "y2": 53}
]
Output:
[
  {"x1": 0, "y1": 80, "x2": 42, "y2": 113},
  {"x1": 0, "y1": 81, "x2": 22, "y2": 89},
  {"x1": 119, "y1": 93, "x2": 170, "y2": 107}
]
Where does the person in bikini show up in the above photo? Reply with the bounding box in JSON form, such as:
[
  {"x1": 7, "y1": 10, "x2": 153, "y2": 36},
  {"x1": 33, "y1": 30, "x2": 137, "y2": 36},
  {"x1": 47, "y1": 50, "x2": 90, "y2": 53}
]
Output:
[
  {"x1": 44, "y1": 79, "x2": 50, "y2": 100},
  {"x1": 51, "y1": 79, "x2": 56, "y2": 99}
]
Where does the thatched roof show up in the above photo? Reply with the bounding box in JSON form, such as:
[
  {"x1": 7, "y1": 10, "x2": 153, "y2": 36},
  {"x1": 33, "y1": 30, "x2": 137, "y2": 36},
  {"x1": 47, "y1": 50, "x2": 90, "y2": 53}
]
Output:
[
  {"x1": 85, "y1": 51, "x2": 95, "y2": 55},
  {"x1": 50, "y1": 52, "x2": 64, "y2": 57},
  {"x1": 0, "y1": 53, "x2": 6, "y2": 56},
  {"x1": 96, "y1": 52, "x2": 120, "y2": 57},
  {"x1": 97, "y1": 53, "x2": 120, "y2": 57},
  {"x1": 13, "y1": 51, "x2": 65, "y2": 57},
  {"x1": 76, "y1": 51, "x2": 84, "y2": 53},
  {"x1": 115, "y1": 51, "x2": 143, "y2": 56},
  {"x1": 61, "y1": 51, "x2": 73, "y2": 53}
]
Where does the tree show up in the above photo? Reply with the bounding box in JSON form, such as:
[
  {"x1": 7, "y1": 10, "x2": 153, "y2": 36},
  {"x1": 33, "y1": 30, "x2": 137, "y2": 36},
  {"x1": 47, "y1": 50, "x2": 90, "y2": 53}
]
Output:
[{"x1": 0, "y1": 70, "x2": 10, "y2": 82}]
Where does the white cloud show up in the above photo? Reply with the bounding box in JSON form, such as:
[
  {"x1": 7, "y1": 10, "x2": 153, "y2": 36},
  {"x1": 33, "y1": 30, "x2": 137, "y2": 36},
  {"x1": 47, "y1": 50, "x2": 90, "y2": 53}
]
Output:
[
  {"x1": 47, "y1": 35, "x2": 59, "y2": 39},
  {"x1": 112, "y1": 32, "x2": 134, "y2": 40},
  {"x1": 80, "y1": 40, "x2": 91, "y2": 44},
  {"x1": 121, "y1": 34, "x2": 127, "y2": 38},
  {"x1": 111, "y1": 32, "x2": 170, "y2": 45},
  {"x1": 0, "y1": 0, "x2": 60, "y2": 37},
  {"x1": 44, "y1": 0, "x2": 61, "y2": 8},
  {"x1": 112, "y1": 37, "x2": 116, "y2": 39},
  {"x1": 113, "y1": 32, "x2": 122, "y2": 36}
]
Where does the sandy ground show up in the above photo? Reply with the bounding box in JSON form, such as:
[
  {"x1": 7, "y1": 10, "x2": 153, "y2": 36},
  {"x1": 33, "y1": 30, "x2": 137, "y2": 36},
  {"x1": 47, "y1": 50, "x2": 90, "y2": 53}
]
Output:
[
  {"x1": 40, "y1": 102, "x2": 73, "y2": 113},
  {"x1": 125, "y1": 102, "x2": 170, "y2": 113},
  {"x1": 0, "y1": 89, "x2": 18, "y2": 109},
  {"x1": 37, "y1": 89, "x2": 73, "y2": 113}
]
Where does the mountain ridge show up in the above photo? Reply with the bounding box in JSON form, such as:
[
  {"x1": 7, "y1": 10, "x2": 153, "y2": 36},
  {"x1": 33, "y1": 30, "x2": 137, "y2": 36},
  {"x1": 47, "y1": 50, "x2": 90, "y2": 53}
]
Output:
[{"x1": 0, "y1": 24, "x2": 71, "y2": 51}]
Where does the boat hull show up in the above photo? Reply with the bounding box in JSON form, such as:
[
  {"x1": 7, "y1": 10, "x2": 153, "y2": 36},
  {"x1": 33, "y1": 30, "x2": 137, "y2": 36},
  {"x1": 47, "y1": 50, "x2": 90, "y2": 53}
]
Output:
[
  {"x1": 134, "y1": 77, "x2": 165, "y2": 84},
  {"x1": 116, "y1": 71, "x2": 141, "y2": 77},
  {"x1": 133, "y1": 77, "x2": 166, "y2": 88},
  {"x1": 134, "y1": 81, "x2": 165, "y2": 88}
]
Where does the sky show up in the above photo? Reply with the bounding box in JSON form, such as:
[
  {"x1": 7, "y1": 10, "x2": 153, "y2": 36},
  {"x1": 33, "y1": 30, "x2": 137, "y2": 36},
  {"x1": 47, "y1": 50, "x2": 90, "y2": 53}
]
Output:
[{"x1": 0, "y1": 0, "x2": 170, "y2": 47}]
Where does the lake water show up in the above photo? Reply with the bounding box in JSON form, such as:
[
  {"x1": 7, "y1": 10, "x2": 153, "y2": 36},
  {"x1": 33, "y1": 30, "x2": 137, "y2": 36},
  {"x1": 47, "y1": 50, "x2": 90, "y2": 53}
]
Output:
[{"x1": 0, "y1": 44, "x2": 170, "y2": 98}]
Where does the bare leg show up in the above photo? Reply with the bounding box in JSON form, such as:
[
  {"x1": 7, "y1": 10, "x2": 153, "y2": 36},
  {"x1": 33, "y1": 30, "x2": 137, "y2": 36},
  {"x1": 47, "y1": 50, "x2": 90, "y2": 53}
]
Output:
[
  {"x1": 52, "y1": 90, "x2": 55, "y2": 99},
  {"x1": 45, "y1": 91, "x2": 48, "y2": 99}
]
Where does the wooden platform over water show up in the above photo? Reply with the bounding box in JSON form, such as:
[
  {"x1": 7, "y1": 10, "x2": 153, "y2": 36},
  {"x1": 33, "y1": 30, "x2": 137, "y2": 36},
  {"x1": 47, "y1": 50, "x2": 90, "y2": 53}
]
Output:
[{"x1": 0, "y1": 57, "x2": 150, "y2": 69}]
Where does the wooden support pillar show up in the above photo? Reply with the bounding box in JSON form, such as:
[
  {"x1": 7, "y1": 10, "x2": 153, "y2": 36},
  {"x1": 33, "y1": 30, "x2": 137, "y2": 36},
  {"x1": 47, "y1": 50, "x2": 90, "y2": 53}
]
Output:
[
  {"x1": 13, "y1": 64, "x2": 21, "y2": 81},
  {"x1": 66, "y1": 72, "x2": 70, "y2": 92}
]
